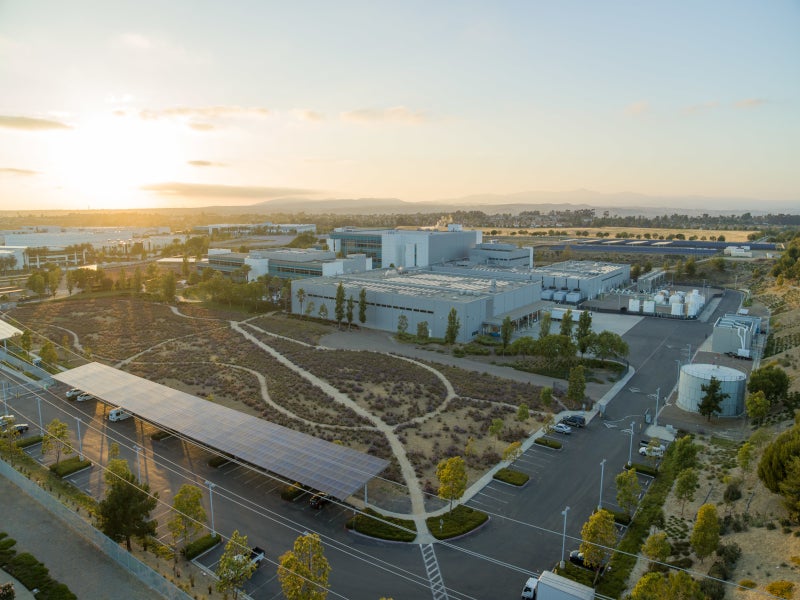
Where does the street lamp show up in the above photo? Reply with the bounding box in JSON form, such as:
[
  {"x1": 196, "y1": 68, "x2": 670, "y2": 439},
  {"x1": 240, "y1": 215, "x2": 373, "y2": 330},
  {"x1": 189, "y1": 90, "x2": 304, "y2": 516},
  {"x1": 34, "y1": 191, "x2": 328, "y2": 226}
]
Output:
[
  {"x1": 36, "y1": 395, "x2": 43, "y2": 436},
  {"x1": 205, "y1": 480, "x2": 217, "y2": 535},
  {"x1": 75, "y1": 417, "x2": 83, "y2": 461},
  {"x1": 625, "y1": 420, "x2": 635, "y2": 466},
  {"x1": 133, "y1": 445, "x2": 142, "y2": 482},
  {"x1": 598, "y1": 459, "x2": 606, "y2": 511},
  {"x1": 560, "y1": 506, "x2": 570, "y2": 568},
  {"x1": 647, "y1": 387, "x2": 660, "y2": 428},
  {"x1": 2, "y1": 380, "x2": 7, "y2": 415}
]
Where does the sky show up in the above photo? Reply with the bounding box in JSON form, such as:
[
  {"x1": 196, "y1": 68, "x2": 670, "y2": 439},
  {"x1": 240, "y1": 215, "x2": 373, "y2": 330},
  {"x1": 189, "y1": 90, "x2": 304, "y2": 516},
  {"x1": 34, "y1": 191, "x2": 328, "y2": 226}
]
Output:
[{"x1": 0, "y1": 1, "x2": 798, "y2": 211}]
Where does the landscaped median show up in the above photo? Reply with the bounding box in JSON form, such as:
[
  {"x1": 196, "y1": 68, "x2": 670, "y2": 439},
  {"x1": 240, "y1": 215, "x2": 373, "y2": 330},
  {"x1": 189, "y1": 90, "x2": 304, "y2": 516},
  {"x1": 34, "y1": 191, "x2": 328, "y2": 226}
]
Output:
[
  {"x1": 534, "y1": 437, "x2": 562, "y2": 450},
  {"x1": 49, "y1": 456, "x2": 92, "y2": 478},
  {"x1": 427, "y1": 505, "x2": 489, "y2": 540},
  {"x1": 1, "y1": 532, "x2": 77, "y2": 599},
  {"x1": 346, "y1": 508, "x2": 417, "y2": 542},
  {"x1": 493, "y1": 467, "x2": 529, "y2": 486}
]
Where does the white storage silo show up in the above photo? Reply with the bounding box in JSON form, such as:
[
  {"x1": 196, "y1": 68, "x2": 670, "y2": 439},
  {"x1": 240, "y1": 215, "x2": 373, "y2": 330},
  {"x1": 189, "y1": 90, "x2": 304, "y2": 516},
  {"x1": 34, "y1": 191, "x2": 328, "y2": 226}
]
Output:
[
  {"x1": 654, "y1": 293, "x2": 666, "y2": 304},
  {"x1": 671, "y1": 302, "x2": 684, "y2": 316},
  {"x1": 669, "y1": 293, "x2": 682, "y2": 305},
  {"x1": 643, "y1": 300, "x2": 655, "y2": 314},
  {"x1": 677, "y1": 364, "x2": 746, "y2": 416},
  {"x1": 628, "y1": 298, "x2": 640, "y2": 312}
]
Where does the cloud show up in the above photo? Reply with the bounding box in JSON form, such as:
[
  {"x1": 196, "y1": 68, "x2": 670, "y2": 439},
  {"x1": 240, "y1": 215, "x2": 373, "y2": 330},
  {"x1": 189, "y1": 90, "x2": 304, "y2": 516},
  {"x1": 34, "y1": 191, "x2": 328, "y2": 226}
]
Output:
[
  {"x1": 188, "y1": 122, "x2": 216, "y2": 131},
  {"x1": 624, "y1": 101, "x2": 650, "y2": 116},
  {"x1": 117, "y1": 33, "x2": 153, "y2": 49},
  {"x1": 340, "y1": 106, "x2": 428, "y2": 124},
  {"x1": 140, "y1": 106, "x2": 271, "y2": 120},
  {"x1": 0, "y1": 115, "x2": 71, "y2": 131},
  {"x1": 683, "y1": 101, "x2": 719, "y2": 115},
  {"x1": 141, "y1": 182, "x2": 315, "y2": 199},
  {"x1": 291, "y1": 109, "x2": 325, "y2": 122},
  {"x1": 735, "y1": 98, "x2": 767, "y2": 109},
  {"x1": 0, "y1": 167, "x2": 39, "y2": 176},
  {"x1": 187, "y1": 160, "x2": 227, "y2": 168}
]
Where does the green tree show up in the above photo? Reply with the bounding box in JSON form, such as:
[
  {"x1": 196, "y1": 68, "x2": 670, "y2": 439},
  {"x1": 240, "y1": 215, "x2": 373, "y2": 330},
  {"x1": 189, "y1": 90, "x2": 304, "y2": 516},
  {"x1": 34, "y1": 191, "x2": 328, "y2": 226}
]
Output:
[
  {"x1": 501, "y1": 316, "x2": 513, "y2": 351},
  {"x1": 674, "y1": 468, "x2": 698, "y2": 516},
  {"x1": 579, "y1": 509, "x2": 616, "y2": 583},
  {"x1": 591, "y1": 330, "x2": 629, "y2": 362},
  {"x1": 690, "y1": 503, "x2": 720, "y2": 563},
  {"x1": 445, "y1": 307, "x2": 460, "y2": 344},
  {"x1": 685, "y1": 257, "x2": 697, "y2": 277},
  {"x1": 567, "y1": 365, "x2": 586, "y2": 404},
  {"x1": 503, "y1": 441, "x2": 523, "y2": 462},
  {"x1": 436, "y1": 456, "x2": 467, "y2": 513},
  {"x1": 559, "y1": 309, "x2": 574, "y2": 338},
  {"x1": 778, "y1": 456, "x2": 800, "y2": 522},
  {"x1": 672, "y1": 436, "x2": 700, "y2": 471},
  {"x1": 698, "y1": 377, "x2": 728, "y2": 421},
  {"x1": 641, "y1": 531, "x2": 671, "y2": 568},
  {"x1": 305, "y1": 300, "x2": 315, "y2": 319},
  {"x1": 576, "y1": 309, "x2": 592, "y2": 341},
  {"x1": 416, "y1": 321, "x2": 429, "y2": 340},
  {"x1": 346, "y1": 295, "x2": 354, "y2": 329},
  {"x1": 334, "y1": 282, "x2": 345, "y2": 328},
  {"x1": 216, "y1": 530, "x2": 257, "y2": 599},
  {"x1": 630, "y1": 264, "x2": 642, "y2": 280},
  {"x1": 27, "y1": 272, "x2": 45, "y2": 295},
  {"x1": 296, "y1": 288, "x2": 306, "y2": 316},
  {"x1": 318, "y1": 304, "x2": 329, "y2": 320},
  {"x1": 516, "y1": 403, "x2": 529, "y2": 422},
  {"x1": 278, "y1": 532, "x2": 331, "y2": 600},
  {"x1": 160, "y1": 270, "x2": 176, "y2": 302},
  {"x1": 488, "y1": 418, "x2": 504, "y2": 440},
  {"x1": 539, "y1": 312, "x2": 552, "y2": 338},
  {"x1": 132, "y1": 266, "x2": 143, "y2": 293},
  {"x1": 737, "y1": 442, "x2": 754, "y2": 475},
  {"x1": 631, "y1": 571, "x2": 703, "y2": 600},
  {"x1": 539, "y1": 386, "x2": 553, "y2": 407},
  {"x1": 167, "y1": 484, "x2": 207, "y2": 554},
  {"x1": 745, "y1": 390, "x2": 770, "y2": 424},
  {"x1": 396, "y1": 314, "x2": 408, "y2": 335},
  {"x1": 758, "y1": 424, "x2": 800, "y2": 492},
  {"x1": 98, "y1": 464, "x2": 158, "y2": 551},
  {"x1": 19, "y1": 330, "x2": 32, "y2": 354},
  {"x1": 358, "y1": 288, "x2": 367, "y2": 324},
  {"x1": 747, "y1": 364, "x2": 790, "y2": 404},
  {"x1": 616, "y1": 468, "x2": 641, "y2": 516},
  {"x1": 39, "y1": 340, "x2": 59, "y2": 367},
  {"x1": 42, "y1": 418, "x2": 71, "y2": 465}
]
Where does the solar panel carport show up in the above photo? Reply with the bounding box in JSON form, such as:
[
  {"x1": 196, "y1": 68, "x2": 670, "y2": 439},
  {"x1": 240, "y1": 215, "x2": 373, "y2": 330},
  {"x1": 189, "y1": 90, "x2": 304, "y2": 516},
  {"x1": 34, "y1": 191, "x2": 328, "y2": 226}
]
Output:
[{"x1": 53, "y1": 362, "x2": 388, "y2": 500}]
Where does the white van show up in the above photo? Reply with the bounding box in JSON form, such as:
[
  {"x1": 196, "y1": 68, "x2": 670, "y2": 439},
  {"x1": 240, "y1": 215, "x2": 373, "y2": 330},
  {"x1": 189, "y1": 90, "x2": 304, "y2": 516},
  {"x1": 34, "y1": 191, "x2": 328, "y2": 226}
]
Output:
[
  {"x1": 521, "y1": 576, "x2": 538, "y2": 599},
  {"x1": 108, "y1": 408, "x2": 132, "y2": 422}
]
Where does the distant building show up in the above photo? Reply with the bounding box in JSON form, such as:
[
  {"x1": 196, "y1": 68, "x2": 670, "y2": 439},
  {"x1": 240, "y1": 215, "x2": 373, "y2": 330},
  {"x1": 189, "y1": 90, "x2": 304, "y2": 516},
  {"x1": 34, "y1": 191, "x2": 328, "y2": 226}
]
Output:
[
  {"x1": 712, "y1": 313, "x2": 761, "y2": 355},
  {"x1": 469, "y1": 241, "x2": 533, "y2": 268},
  {"x1": 327, "y1": 225, "x2": 481, "y2": 269},
  {"x1": 534, "y1": 260, "x2": 630, "y2": 302},
  {"x1": 202, "y1": 247, "x2": 370, "y2": 282},
  {"x1": 193, "y1": 223, "x2": 316, "y2": 236}
]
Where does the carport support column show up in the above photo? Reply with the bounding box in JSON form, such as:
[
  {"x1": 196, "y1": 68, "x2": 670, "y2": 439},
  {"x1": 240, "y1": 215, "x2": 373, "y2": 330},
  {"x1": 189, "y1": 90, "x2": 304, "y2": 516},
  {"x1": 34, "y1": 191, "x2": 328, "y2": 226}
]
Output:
[
  {"x1": 598, "y1": 459, "x2": 606, "y2": 511},
  {"x1": 628, "y1": 421, "x2": 635, "y2": 467},
  {"x1": 75, "y1": 417, "x2": 83, "y2": 461},
  {"x1": 2, "y1": 380, "x2": 7, "y2": 415},
  {"x1": 364, "y1": 483, "x2": 368, "y2": 507},
  {"x1": 205, "y1": 480, "x2": 216, "y2": 536}
]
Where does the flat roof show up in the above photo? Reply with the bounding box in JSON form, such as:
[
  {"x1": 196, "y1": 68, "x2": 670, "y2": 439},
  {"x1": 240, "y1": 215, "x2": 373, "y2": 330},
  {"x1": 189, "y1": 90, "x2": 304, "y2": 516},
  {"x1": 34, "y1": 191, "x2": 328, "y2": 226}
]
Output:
[
  {"x1": 53, "y1": 363, "x2": 388, "y2": 500},
  {"x1": 0, "y1": 320, "x2": 23, "y2": 341}
]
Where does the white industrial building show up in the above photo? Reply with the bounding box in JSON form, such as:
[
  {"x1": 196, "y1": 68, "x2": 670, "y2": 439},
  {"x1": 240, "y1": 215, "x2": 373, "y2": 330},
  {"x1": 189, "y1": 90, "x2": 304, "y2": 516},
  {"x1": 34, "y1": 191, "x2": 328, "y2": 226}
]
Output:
[
  {"x1": 534, "y1": 260, "x2": 630, "y2": 303},
  {"x1": 204, "y1": 248, "x2": 370, "y2": 282},
  {"x1": 712, "y1": 313, "x2": 762, "y2": 356},
  {"x1": 292, "y1": 268, "x2": 544, "y2": 343}
]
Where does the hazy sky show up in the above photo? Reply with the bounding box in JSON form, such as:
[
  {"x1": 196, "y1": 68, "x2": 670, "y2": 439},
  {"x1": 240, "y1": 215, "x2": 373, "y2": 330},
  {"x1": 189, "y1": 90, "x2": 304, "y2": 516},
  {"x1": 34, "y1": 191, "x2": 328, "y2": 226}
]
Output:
[{"x1": 0, "y1": 1, "x2": 798, "y2": 210}]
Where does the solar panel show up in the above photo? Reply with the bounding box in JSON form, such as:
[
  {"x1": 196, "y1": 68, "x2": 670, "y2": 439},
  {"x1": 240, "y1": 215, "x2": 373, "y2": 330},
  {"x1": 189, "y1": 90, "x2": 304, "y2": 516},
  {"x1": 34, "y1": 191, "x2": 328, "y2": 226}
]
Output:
[
  {"x1": 53, "y1": 362, "x2": 388, "y2": 500},
  {"x1": 0, "y1": 320, "x2": 23, "y2": 341}
]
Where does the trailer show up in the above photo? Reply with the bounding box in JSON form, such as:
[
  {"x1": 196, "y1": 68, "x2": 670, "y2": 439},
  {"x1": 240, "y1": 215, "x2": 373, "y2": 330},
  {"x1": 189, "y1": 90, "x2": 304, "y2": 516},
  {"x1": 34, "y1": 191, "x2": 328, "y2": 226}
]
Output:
[{"x1": 520, "y1": 571, "x2": 594, "y2": 600}]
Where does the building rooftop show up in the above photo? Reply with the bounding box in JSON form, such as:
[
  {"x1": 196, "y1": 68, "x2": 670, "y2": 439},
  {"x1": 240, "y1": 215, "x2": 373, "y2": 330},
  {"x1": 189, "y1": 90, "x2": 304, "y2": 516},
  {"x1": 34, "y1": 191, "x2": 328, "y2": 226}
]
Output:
[
  {"x1": 682, "y1": 363, "x2": 746, "y2": 381},
  {"x1": 533, "y1": 260, "x2": 626, "y2": 279}
]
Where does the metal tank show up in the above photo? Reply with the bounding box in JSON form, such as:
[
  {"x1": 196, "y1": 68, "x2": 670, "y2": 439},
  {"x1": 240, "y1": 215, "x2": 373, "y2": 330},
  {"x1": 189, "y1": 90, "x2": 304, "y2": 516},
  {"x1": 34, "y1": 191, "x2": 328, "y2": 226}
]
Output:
[
  {"x1": 628, "y1": 298, "x2": 640, "y2": 312},
  {"x1": 671, "y1": 302, "x2": 684, "y2": 316},
  {"x1": 677, "y1": 363, "x2": 746, "y2": 416},
  {"x1": 642, "y1": 300, "x2": 655, "y2": 314}
]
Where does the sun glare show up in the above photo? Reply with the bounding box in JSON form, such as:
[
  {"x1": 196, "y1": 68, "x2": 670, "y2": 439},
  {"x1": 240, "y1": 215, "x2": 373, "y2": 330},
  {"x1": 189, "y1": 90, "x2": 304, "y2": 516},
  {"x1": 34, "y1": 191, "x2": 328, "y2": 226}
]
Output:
[{"x1": 51, "y1": 114, "x2": 183, "y2": 208}]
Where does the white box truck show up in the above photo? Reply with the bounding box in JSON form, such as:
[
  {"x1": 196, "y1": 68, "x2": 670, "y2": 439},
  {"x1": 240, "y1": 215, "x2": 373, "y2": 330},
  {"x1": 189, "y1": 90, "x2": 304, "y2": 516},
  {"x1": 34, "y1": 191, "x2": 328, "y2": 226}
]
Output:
[{"x1": 521, "y1": 571, "x2": 594, "y2": 600}]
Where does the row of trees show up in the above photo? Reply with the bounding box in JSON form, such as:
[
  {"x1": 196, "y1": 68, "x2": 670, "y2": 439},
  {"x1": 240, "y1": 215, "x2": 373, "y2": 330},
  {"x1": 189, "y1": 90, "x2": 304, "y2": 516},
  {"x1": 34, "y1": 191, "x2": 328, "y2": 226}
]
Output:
[{"x1": 296, "y1": 284, "x2": 368, "y2": 330}]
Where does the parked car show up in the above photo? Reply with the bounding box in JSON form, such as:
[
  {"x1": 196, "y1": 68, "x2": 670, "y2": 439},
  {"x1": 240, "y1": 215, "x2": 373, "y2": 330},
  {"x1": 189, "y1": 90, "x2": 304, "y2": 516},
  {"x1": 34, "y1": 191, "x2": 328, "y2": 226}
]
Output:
[
  {"x1": 309, "y1": 493, "x2": 331, "y2": 509},
  {"x1": 249, "y1": 546, "x2": 266, "y2": 566},
  {"x1": 65, "y1": 389, "x2": 82, "y2": 399},
  {"x1": 10, "y1": 423, "x2": 29, "y2": 434},
  {"x1": 639, "y1": 445, "x2": 664, "y2": 457},
  {"x1": 552, "y1": 423, "x2": 572, "y2": 435},
  {"x1": 76, "y1": 392, "x2": 95, "y2": 402},
  {"x1": 108, "y1": 407, "x2": 132, "y2": 422},
  {"x1": 562, "y1": 415, "x2": 586, "y2": 428},
  {"x1": 569, "y1": 550, "x2": 610, "y2": 574}
]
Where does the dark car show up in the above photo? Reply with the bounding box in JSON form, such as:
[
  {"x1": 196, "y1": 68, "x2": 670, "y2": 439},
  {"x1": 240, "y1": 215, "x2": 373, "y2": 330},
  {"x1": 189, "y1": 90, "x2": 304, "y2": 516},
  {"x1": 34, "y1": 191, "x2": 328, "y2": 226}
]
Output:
[
  {"x1": 562, "y1": 415, "x2": 586, "y2": 428},
  {"x1": 309, "y1": 493, "x2": 330, "y2": 509},
  {"x1": 249, "y1": 546, "x2": 265, "y2": 566},
  {"x1": 569, "y1": 550, "x2": 610, "y2": 574}
]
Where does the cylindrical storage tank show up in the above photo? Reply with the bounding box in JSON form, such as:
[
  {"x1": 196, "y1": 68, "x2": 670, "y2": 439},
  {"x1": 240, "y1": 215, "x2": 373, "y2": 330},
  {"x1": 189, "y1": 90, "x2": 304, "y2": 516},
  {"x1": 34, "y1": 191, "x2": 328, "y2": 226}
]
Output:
[
  {"x1": 553, "y1": 291, "x2": 566, "y2": 302},
  {"x1": 628, "y1": 298, "x2": 640, "y2": 312},
  {"x1": 671, "y1": 302, "x2": 684, "y2": 316},
  {"x1": 566, "y1": 291, "x2": 582, "y2": 303},
  {"x1": 669, "y1": 294, "x2": 682, "y2": 304},
  {"x1": 541, "y1": 289, "x2": 554, "y2": 300},
  {"x1": 654, "y1": 293, "x2": 666, "y2": 304},
  {"x1": 643, "y1": 300, "x2": 655, "y2": 314},
  {"x1": 677, "y1": 291, "x2": 687, "y2": 299},
  {"x1": 687, "y1": 298, "x2": 700, "y2": 317},
  {"x1": 677, "y1": 364, "x2": 746, "y2": 416}
]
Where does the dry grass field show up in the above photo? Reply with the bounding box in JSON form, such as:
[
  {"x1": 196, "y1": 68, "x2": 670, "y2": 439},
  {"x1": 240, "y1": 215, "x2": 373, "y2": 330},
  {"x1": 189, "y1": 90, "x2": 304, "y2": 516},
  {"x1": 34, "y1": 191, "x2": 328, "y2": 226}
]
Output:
[{"x1": 473, "y1": 226, "x2": 755, "y2": 242}]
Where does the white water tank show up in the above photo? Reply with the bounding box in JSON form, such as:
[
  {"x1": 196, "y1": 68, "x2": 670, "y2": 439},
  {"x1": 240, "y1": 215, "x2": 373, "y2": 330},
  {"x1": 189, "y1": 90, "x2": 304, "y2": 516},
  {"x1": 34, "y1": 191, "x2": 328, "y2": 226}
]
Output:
[
  {"x1": 628, "y1": 298, "x2": 640, "y2": 312},
  {"x1": 669, "y1": 294, "x2": 682, "y2": 304},
  {"x1": 654, "y1": 293, "x2": 666, "y2": 304},
  {"x1": 677, "y1": 364, "x2": 746, "y2": 416},
  {"x1": 643, "y1": 300, "x2": 655, "y2": 314},
  {"x1": 671, "y1": 302, "x2": 684, "y2": 316}
]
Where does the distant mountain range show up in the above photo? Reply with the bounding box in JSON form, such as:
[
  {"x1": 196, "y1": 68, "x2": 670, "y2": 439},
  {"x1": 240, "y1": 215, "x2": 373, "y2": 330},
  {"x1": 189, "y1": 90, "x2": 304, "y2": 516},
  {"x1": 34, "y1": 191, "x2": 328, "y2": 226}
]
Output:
[{"x1": 227, "y1": 189, "x2": 799, "y2": 216}]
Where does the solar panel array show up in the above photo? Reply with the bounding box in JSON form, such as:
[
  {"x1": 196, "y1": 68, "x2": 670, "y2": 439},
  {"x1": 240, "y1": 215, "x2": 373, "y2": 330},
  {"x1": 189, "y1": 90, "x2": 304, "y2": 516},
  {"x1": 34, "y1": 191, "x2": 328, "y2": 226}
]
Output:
[
  {"x1": 0, "y1": 320, "x2": 22, "y2": 341},
  {"x1": 53, "y1": 362, "x2": 388, "y2": 500}
]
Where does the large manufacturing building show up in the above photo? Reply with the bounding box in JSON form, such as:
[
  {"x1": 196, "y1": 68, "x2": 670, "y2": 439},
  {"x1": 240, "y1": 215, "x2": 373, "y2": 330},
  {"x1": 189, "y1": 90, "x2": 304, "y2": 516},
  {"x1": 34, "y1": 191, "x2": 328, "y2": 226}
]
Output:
[
  {"x1": 327, "y1": 225, "x2": 482, "y2": 269},
  {"x1": 677, "y1": 363, "x2": 746, "y2": 417},
  {"x1": 204, "y1": 248, "x2": 370, "y2": 282},
  {"x1": 292, "y1": 268, "x2": 544, "y2": 343}
]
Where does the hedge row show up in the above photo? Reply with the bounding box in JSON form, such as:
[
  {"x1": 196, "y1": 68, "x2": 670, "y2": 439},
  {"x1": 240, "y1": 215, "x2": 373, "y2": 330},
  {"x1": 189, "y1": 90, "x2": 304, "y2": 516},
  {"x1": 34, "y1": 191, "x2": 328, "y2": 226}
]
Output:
[
  {"x1": 493, "y1": 468, "x2": 529, "y2": 486},
  {"x1": 0, "y1": 533, "x2": 77, "y2": 600},
  {"x1": 16, "y1": 435, "x2": 43, "y2": 448},
  {"x1": 182, "y1": 533, "x2": 221, "y2": 560},
  {"x1": 427, "y1": 505, "x2": 489, "y2": 540},
  {"x1": 49, "y1": 457, "x2": 92, "y2": 478},
  {"x1": 346, "y1": 508, "x2": 417, "y2": 542},
  {"x1": 535, "y1": 437, "x2": 562, "y2": 450}
]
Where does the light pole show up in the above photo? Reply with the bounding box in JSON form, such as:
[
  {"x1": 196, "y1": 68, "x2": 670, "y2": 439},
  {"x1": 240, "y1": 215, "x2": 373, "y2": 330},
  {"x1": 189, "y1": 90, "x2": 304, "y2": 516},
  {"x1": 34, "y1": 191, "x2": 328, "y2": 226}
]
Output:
[
  {"x1": 205, "y1": 480, "x2": 216, "y2": 535},
  {"x1": 2, "y1": 380, "x2": 7, "y2": 415},
  {"x1": 627, "y1": 421, "x2": 635, "y2": 466},
  {"x1": 133, "y1": 445, "x2": 141, "y2": 482},
  {"x1": 648, "y1": 387, "x2": 660, "y2": 428},
  {"x1": 560, "y1": 506, "x2": 570, "y2": 568},
  {"x1": 75, "y1": 417, "x2": 83, "y2": 461},
  {"x1": 598, "y1": 459, "x2": 606, "y2": 511},
  {"x1": 36, "y1": 395, "x2": 43, "y2": 435}
]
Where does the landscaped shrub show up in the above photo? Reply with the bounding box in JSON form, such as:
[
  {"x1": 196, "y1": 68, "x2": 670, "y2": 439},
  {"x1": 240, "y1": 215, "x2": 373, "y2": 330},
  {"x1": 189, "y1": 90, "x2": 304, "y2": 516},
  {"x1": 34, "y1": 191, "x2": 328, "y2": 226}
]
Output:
[
  {"x1": 716, "y1": 542, "x2": 741, "y2": 568},
  {"x1": 738, "y1": 579, "x2": 757, "y2": 590},
  {"x1": 15, "y1": 435, "x2": 42, "y2": 448},
  {"x1": 182, "y1": 533, "x2": 220, "y2": 559},
  {"x1": 626, "y1": 462, "x2": 658, "y2": 477},
  {"x1": 346, "y1": 508, "x2": 416, "y2": 542},
  {"x1": 49, "y1": 457, "x2": 91, "y2": 478},
  {"x1": 708, "y1": 560, "x2": 730, "y2": 581},
  {"x1": 150, "y1": 430, "x2": 172, "y2": 441},
  {"x1": 700, "y1": 578, "x2": 725, "y2": 600},
  {"x1": 493, "y1": 468, "x2": 529, "y2": 486},
  {"x1": 608, "y1": 510, "x2": 631, "y2": 526},
  {"x1": 535, "y1": 437, "x2": 562, "y2": 450},
  {"x1": 5, "y1": 552, "x2": 76, "y2": 600},
  {"x1": 765, "y1": 580, "x2": 795, "y2": 599},
  {"x1": 427, "y1": 505, "x2": 488, "y2": 540}
]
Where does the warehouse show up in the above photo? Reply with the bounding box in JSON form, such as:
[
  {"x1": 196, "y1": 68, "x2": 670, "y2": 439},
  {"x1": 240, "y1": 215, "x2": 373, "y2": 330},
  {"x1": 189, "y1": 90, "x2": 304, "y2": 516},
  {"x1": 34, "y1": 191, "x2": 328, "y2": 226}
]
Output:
[
  {"x1": 291, "y1": 268, "x2": 542, "y2": 343},
  {"x1": 534, "y1": 260, "x2": 630, "y2": 303}
]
